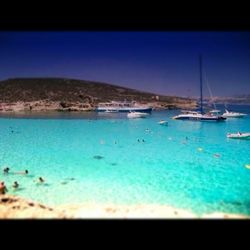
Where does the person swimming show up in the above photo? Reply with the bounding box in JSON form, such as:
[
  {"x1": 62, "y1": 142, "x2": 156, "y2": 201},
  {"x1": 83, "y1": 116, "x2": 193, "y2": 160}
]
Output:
[
  {"x1": 38, "y1": 177, "x2": 45, "y2": 183},
  {"x1": 13, "y1": 170, "x2": 29, "y2": 175},
  {"x1": 0, "y1": 182, "x2": 8, "y2": 194},
  {"x1": 12, "y1": 181, "x2": 19, "y2": 189},
  {"x1": 3, "y1": 167, "x2": 10, "y2": 174}
]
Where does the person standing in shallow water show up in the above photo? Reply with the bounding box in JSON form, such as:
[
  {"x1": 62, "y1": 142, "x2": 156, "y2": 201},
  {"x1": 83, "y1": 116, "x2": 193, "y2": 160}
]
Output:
[{"x1": 0, "y1": 182, "x2": 8, "y2": 194}]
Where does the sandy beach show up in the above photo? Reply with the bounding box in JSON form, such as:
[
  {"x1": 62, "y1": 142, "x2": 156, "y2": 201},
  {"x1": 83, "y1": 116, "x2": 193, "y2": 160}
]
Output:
[
  {"x1": 0, "y1": 194, "x2": 248, "y2": 219},
  {"x1": 47, "y1": 203, "x2": 250, "y2": 219}
]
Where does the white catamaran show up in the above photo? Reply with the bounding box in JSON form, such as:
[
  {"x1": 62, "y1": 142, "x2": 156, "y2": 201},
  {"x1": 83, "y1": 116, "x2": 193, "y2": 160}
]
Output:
[{"x1": 173, "y1": 56, "x2": 226, "y2": 121}]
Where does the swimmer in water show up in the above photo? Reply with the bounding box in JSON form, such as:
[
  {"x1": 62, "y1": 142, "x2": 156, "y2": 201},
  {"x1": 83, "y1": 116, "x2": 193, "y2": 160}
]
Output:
[
  {"x1": 12, "y1": 181, "x2": 19, "y2": 189},
  {"x1": 38, "y1": 177, "x2": 45, "y2": 183},
  {"x1": 13, "y1": 170, "x2": 29, "y2": 175},
  {"x1": 3, "y1": 167, "x2": 10, "y2": 174}
]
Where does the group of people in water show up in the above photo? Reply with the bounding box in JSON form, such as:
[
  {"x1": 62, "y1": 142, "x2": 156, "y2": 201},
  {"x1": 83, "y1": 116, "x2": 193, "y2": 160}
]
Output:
[
  {"x1": 137, "y1": 139, "x2": 145, "y2": 143},
  {"x1": 0, "y1": 167, "x2": 45, "y2": 195},
  {"x1": 4, "y1": 167, "x2": 28, "y2": 175}
]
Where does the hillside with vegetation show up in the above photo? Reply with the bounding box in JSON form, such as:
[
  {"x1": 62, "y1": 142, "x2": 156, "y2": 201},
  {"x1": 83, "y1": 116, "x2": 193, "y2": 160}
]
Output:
[{"x1": 0, "y1": 78, "x2": 197, "y2": 111}]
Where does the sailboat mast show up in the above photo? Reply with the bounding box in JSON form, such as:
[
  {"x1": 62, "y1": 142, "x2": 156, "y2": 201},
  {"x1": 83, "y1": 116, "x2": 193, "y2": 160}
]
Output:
[{"x1": 199, "y1": 55, "x2": 203, "y2": 114}]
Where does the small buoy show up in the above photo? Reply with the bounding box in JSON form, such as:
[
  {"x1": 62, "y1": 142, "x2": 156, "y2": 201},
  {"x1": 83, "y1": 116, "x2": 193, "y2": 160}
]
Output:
[
  {"x1": 197, "y1": 148, "x2": 203, "y2": 152},
  {"x1": 245, "y1": 164, "x2": 250, "y2": 169}
]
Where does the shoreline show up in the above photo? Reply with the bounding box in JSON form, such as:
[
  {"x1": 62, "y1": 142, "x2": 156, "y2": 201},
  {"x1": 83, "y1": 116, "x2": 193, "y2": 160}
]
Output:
[
  {"x1": 0, "y1": 194, "x2": 249, "y2": 219},
  {"x1": 0, "y1": 100, "x2": 197, "y2": 113}
]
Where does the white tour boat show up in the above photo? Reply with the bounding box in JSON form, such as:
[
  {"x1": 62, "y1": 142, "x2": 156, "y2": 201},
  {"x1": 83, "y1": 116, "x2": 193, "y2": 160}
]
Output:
[{"x1": 97, "y1": 101, "x2": 152, "y2": 113}]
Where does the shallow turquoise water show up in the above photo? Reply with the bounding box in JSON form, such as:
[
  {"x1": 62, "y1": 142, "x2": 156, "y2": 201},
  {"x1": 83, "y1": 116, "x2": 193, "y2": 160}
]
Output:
[{"x1": 0, "y1": 105, "x2": 250, "y2": 216}]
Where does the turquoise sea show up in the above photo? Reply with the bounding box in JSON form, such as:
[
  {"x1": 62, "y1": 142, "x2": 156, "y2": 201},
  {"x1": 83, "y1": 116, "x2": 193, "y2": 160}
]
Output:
[{"x1": 0, "y1": 104, "x2": 250, "y2": 216}]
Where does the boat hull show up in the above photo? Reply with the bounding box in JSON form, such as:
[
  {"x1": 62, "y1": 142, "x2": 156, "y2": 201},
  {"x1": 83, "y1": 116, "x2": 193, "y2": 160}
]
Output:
[
  {"x1": 127, "y1": 112, "x2": 149, "y2": 118},
  {"x1": 173, "y1": 115, "x2": 226, "y2": 121}
]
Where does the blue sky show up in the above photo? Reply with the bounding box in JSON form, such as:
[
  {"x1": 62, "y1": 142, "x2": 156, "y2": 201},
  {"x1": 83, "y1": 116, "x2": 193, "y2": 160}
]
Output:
[{"x1": 0, "y1": 31, "x2": 249, "y2": 97}]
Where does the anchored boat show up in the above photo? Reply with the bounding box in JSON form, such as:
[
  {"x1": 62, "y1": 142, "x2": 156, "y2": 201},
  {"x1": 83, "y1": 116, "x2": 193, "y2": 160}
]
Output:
[
  {"x1": 227, "y1": 132, "x2": 250, "y2": 139},
  {"x1": 97, "y1": 101, "x2": 152, "y2": 113},
  {"x1": 222, "y1": 109, "x2": 247, "y2": 118},
  {"x1": 172, "y1": 56, "x2": 226, "y2": 122}
]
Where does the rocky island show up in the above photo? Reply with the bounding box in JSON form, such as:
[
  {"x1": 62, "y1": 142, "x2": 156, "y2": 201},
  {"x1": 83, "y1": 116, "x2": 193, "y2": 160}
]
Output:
[{"x1": 0, "y1": 78, "x2": 197, "y2": 112}]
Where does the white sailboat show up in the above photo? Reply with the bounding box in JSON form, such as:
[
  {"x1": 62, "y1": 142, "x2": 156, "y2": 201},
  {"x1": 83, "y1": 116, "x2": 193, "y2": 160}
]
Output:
[{"x1": 172, "y1": 56, "x2": 226, "y2": 122}]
